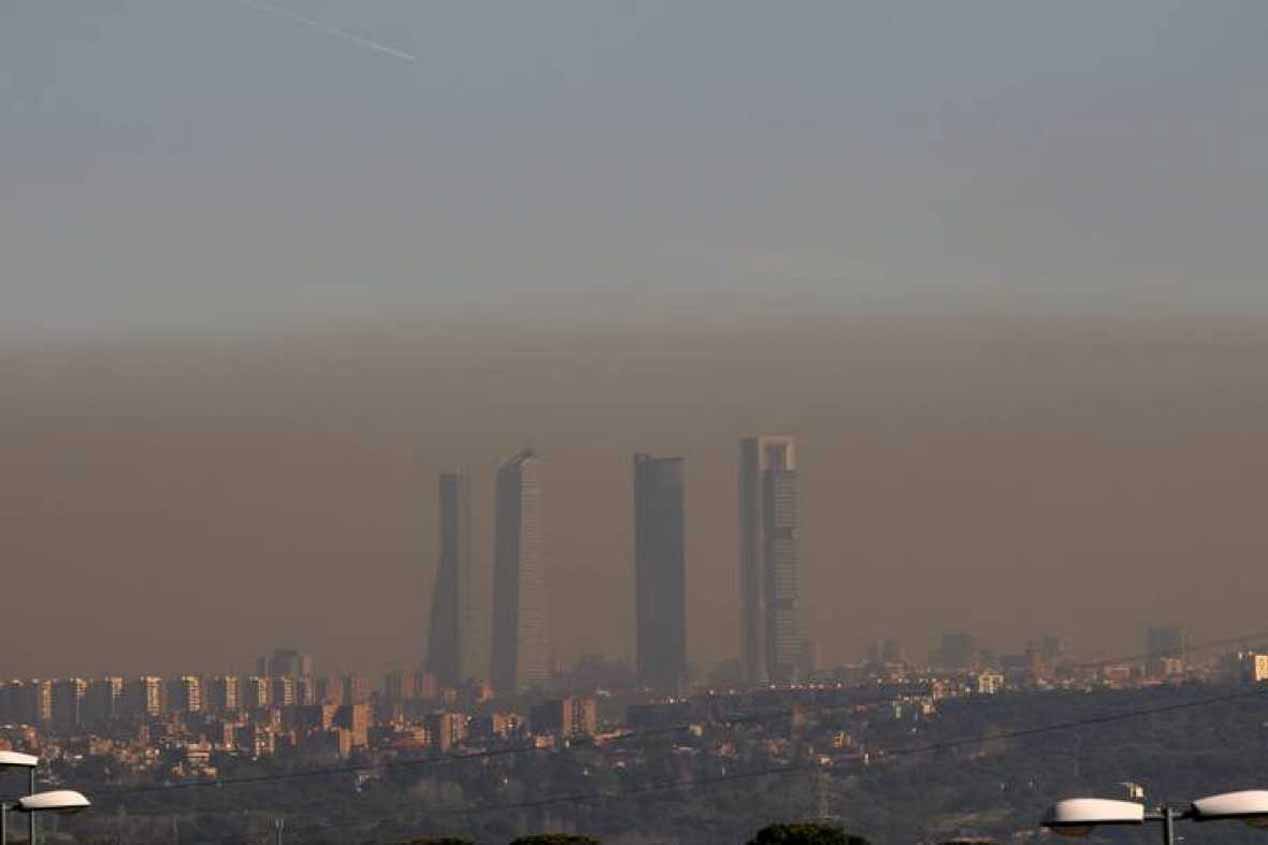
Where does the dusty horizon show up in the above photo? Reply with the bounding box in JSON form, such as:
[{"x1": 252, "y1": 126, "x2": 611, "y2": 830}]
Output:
[{"x1": 3, "y1": 312, "x2": 1267, "y2": 680}]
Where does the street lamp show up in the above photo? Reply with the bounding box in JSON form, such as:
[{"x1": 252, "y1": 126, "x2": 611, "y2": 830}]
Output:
[
  {"x1": 0, "y1": 753, "x2": 38, "y2": 845},
  {"x1": 3, "y1": 790, "x2": 91, "y2": 845},
  {"x1": 1043, "y1": 790, "x2": 1268, "y2": 845}
]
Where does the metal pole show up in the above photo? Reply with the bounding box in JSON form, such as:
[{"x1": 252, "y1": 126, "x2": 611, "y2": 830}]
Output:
[
  {"x1": 273, "y1": 818, "x2": 284, "y2": 845},
  {"x1": 28, "y1": 769, "x2": 35, "y2": 845},
  {"x1": 1161, "y1": 805, "x2": 1175, "y2": 845},
  {"x1": 3, "y1": 802, "x2": 8, "y2": 845}
]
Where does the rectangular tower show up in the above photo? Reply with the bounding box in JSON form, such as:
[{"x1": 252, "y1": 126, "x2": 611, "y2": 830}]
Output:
[
  {"x1": 426, "y1": 471, "x2": 472, "y2": 687},
  {"x1": 739, "y1": 435, "x2": 803, "y2": 684},
  {"x1": 634, "y1": 453, "x2": 687, "y2": 693},
  {"x1": 492, "y1": 449, "x2": 549, "y2": 695}
]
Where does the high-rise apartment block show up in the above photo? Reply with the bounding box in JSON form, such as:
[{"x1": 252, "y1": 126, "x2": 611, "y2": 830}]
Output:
[
  {"x1": 243, "y1": 676, "x2": 270, "y2": 710},
  {"x1": 738, "y1": 435, "x2": 803, "y2": 684},
  {"x1": 492, "y1": 449, "x2": 549, "y2": 695},
  {"x1": 530, "y1": 696, "x2": 598, "y2": 738},
  {"x1": 261, "y1": 649, "x2": 313, "y2": 679},
  {"x1": 51, "y1": 678, "x2": 87, "y2": 732},
  {"x1": 271, "y1": 675, "x2": 297, "y2": 708},
  {"x1": 209, "y1": 675, "x2": 240, "y2": 713},
  {"x1": 169, "y1": 676, "x2": 203, "y2": 714},
  {"x1": 633, "y1": 453, "x2": 687, "y2": 693},
  {"x1": 33, "y1": 679, "x2": 53, "y2": 725},
  {"x1": 125, "y1": 676, "x2": 166, "y2": 718},
  {"x1": 426, "y1": 471, "x2": 474, "y2": 687},
  {"x1": 335, "y1": 703, "x2": 370, "y2": 748},
  {"x1": 341, "y1": 674, "x2": 371, "y2": 706},
  {"x1": 296, "y1": 674, "x2": 318, "y2": 706},
  {"x1": 84, "y1": 677, "x2": 124, "y2": 725},
  {"x1": 424, "y1": 711, "x2": 469, "y2": 752}
]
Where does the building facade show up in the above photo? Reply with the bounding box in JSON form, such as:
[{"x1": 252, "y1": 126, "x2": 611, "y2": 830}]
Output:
[
  {"x1": 633, "y1": 453, "x2": 687, "y2": 693},
  {"x1": 492, "y1": 449, "x2": 549, "y2": 695},
  {"x1": 738, "y1": 435, "x2": 803, "y2": 684},
  {"x1": 426, "y1": 471, "x2": 473, "y2": 687}
]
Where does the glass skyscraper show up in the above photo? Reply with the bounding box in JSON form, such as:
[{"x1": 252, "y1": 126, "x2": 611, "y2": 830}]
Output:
[
  {"x1": 426, "y1": 470, "x2": 472, "y2": 687},
  {"x1": 738, "y1": 435, "x2": 803, "y2": 685},
  {"x1": 492, "y1": 449, "x2": 549, "y2": 695},
  {"x1": 633, "y1": 453, "x2": 687, "y2": 693}
]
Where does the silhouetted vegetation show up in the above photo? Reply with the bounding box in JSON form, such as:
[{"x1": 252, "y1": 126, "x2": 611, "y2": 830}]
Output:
[
  {"x1": 747, "y1": 822, "x2": 870, "y2": 845},
  {"x1": 508, "y1": 835, "x2": 602, "y2": 845}
]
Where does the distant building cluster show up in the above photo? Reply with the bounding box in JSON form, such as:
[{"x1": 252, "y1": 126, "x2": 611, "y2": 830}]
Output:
[
  {"x1": 428, "y1": 436, "x2": 811, "y2": 697},
  {"x1": 0, "y1": 647, "x2": 602, "y2": 779}
]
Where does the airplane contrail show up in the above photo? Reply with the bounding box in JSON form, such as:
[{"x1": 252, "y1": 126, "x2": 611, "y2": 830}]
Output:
[{"x1": 238, "y1": 0, "x2": 418, "y2": 64}]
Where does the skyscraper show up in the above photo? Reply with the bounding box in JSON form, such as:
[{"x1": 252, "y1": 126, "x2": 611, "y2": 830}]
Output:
[
  {"x1": 633, "y1": 453, "x2": 687, "y2": 693},
  {"x1": 492, "y1": 449, "x2": 548, "y2": 695},
  {"x1": 426, "y1": 471, "x2": 472, "y2": 687},
  {"x1": 738, "y1": 435, "x2": 803, "y2": 685}
]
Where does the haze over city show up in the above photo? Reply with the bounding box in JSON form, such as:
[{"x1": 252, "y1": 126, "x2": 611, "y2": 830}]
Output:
[
  {"x1": 6, "y1": 4, "x2": 1268, "y2": 844},
  {"x1": 4, "y1": 0, "x2": 1268, "y2": 681},
  {"x1": 4, "y1": 312, "x2": 1268, "y2": 678}
]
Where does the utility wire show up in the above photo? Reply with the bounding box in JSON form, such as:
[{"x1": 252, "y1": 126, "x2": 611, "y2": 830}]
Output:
[
  {"x1": 206, "y1": 684, "x2": 1268, "y2": 845},
  {"x1": 90, "y1": 626, "x2": 1268, "y2": 801}
]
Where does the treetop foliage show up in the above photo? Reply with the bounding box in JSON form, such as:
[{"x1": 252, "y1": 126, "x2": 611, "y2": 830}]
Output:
[{"x1": 746, "y1": 822, "x2": 871, "y2": 845}]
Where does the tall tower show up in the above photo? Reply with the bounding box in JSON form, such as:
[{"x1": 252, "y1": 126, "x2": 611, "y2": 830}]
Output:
[
  {"x1": 492, "y1": 450, "x2": 549, "y2": 695},
  {"x1": 633, "y1": 453, "x2": 687, "y2": 693},
  {"x1": 739, "y1": 435, "x2": 802, "y2": 685},
  {"x1": 426, "y1": 471, "x2": 472, "y2": 687}
]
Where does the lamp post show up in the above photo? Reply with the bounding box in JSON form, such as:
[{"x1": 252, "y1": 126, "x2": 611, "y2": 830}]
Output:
[
  {"x1": 0, "y1": 752, "x2": 39, "y2": 845},
  {"x1": 6, "y1": 790, "x2": 91, "y2": 845},
  {"x1": 1043, "y1": 790, "x2": 1268, "y2": 845}
]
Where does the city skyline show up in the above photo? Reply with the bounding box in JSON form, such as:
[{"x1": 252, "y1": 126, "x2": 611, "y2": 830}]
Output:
[{"x1": 4, "y1": 316, "x2": 1268, "y2": 679}]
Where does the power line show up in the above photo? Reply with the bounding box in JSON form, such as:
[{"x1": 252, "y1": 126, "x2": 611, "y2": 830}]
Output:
[
  {"x1": 91, "y1": 626, "x2": 1268, "y2": 801},
  {"x1": 214, "y1": 685, "x2": 1268, "y2": 845}
]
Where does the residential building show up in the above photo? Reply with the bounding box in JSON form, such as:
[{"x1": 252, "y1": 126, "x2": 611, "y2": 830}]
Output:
[
  {"x1": 83, "y1": 677, "x2": 124, "y2": 726},
  {"x1": 271, "y1": 675, "x2": 297, "y2": 708},
  {"x1": 425, "y1": 711, "x2": 469, "y2": 752},
  {"x1": 530, "y1": 696, "x2": 598, "y2": 738},
  {"x1": 51, "y1": 678, "x2": 87, "y2": 732},
  {"x1": 1239, "y1": 652, "x2": 1268, "y2": 683},
  {"x1": 208, "y1": 675, "x2": 240, "y2": 713},
  {"x1": 335, "y1": 703, "x2": 370, "y2": 748},
  {"x1": 263, "y1": 649, "x2": 313, "y2": 679},
  {"x1": 242, "y1": 676, "x2": 270, "y2": 710},
  {"x1": 169, "y1": 676, "x2": 203, "y2": 714},
  {"x1": 125, "y1": 676, "x2": 166, "y2": 718},
  {"x1": 341, "y1": 674, "x2": 370, "y2": 706}
]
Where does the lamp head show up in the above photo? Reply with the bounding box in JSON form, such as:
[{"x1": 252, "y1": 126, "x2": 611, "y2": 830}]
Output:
[
  {"x1": 1190, "y1": 791, "x2": 1268, "y2": 826},
  {"x1": 0, "y1": 751, "x2": 39, "y2": 769},
  {"x1": 15, "y1": 790, "x2": 91, "y2": 815},
  {"x1": 1043, "y1": 798, "x2": 1145, "y2": 836}
]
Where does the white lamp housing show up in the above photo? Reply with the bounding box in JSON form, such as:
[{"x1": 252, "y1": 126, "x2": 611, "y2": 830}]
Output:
[
  {"x1": 0, "y1": 751, "x2": 39, "y2": 769},
  {"x1": 1190, "y1": 791, "x2": 1268, "y2": 826},
  {"x1": 15, "y1": 790, "x2": 91, "y2": 814},
  {"x1": 1043, "y1": 798, "x2": 1146, "y2": 836}
]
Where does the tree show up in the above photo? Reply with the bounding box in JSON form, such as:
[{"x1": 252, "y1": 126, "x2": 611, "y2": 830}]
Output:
[
  {"x1": 746, "y1": 822, "x2": 870, "y2": 845},
  {"x1": 508, "y1": 836, "x2": 601, "y2": 845},
  {"x1": 403, "y1": 839, "x2": 474, "y2": 845}
]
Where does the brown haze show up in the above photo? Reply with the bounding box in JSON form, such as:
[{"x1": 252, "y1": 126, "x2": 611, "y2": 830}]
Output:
[{"x1": 3, "y1": 312, "x2": 1268, "y2": 679}]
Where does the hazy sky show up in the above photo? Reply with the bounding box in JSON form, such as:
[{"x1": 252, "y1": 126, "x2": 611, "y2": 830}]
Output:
[
  {"x1": 4, "y1": 316, "x2": 1268, "y2": 678},
  {"x1": 3, "y1": 3, "x2": 1268, "y2": 678},
  {"x1": 3, "y1": 1, "x2": 1268, "y2": 334}
]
